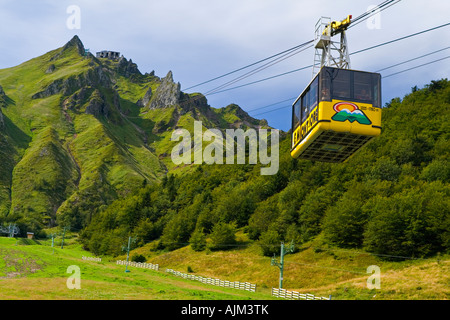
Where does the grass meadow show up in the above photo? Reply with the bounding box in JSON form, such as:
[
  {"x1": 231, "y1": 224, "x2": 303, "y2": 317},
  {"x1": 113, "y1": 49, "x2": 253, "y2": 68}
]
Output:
[{"x1": 1, "y1": 232, "x2": 447, "y2": 300}]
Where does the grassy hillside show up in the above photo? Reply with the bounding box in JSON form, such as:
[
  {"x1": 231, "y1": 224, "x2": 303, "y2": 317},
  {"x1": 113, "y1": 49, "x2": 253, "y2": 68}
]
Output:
[
  {"x1": 0, "y1": 36, "x2": 448, "y2": 301},
  {"x1": 0, "y1": 233, "x2": 447, "y2": 300},
  {"x1": 0, "y1": 36, "x2": 166, "y2": 231},
  {"x1": 78, "y1": 78, "x2": 449, "y2": 300},
  {"x1": 0, "y1": 36, "x2": 264, "y2": 233},
  {"x1": 139, "y1": 237, "x2": 449, "y2": 300},
  {"x1": 0, "y1": 236, "x2": 273, "y2": 300}
]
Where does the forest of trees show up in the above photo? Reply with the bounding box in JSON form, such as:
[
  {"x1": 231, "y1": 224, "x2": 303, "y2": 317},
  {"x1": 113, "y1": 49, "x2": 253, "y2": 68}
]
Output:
[{"x1": 79, "y1": 79, "x2": 450, "y2": 260}]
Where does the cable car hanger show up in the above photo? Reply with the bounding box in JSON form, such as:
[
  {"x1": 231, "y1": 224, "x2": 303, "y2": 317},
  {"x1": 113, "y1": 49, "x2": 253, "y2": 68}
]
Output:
[{"x1": 291, "y1": 15, "x2": 382, "y2": 163}]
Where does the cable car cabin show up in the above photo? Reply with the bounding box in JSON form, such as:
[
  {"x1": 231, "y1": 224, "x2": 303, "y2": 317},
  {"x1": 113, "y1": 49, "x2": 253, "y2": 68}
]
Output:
[{"x1": 291, "y1": 66, "x2": 382, "y2": 162}]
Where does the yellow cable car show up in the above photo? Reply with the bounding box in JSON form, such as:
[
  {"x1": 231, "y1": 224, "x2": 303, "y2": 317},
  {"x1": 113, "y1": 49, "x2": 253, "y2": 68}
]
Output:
[{"x1": 291, "y1": 66, "x2": 382, "y2": 162}]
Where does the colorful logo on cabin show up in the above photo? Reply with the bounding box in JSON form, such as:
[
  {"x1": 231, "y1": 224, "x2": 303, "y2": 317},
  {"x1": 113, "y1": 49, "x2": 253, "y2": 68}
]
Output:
[{"x1": 331, "y1": 102, "x2": 371, "y2": 125}]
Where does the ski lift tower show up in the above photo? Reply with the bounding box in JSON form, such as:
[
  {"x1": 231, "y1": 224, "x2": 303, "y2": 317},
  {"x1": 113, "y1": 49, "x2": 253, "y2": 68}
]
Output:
[
  {"x1": 0, "y1": 223, "x2": 20, "y2": 238},
  {"x1": 312, "y1": 15, "x2": 352, "y2": 77}
]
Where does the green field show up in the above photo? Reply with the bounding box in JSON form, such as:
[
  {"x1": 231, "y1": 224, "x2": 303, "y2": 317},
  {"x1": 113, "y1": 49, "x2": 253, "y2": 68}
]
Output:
[
  {"x1": 0, "y1": 236, "x2": 274, "y2": 300},
  {"x1": 0, "y1": 235, "x2": 448, "y2": 300}
]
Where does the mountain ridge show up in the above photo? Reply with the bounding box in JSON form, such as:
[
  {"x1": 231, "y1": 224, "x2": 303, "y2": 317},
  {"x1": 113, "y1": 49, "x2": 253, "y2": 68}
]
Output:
[{"x1": 0, "y1": 35, "x2": 269, "y2": 230}]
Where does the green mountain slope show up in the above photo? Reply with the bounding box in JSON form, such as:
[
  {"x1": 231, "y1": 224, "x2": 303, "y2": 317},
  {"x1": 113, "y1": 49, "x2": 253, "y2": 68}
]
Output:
[
  {"x1": 0, "y1": 36, "x2": 267, "y2": 231},
  {"x1": 81, "y1": 78, "x2": 449, "y2": 260},
  {"x1": 1, "y1": 35, "x2": 448, "y2": 263}
]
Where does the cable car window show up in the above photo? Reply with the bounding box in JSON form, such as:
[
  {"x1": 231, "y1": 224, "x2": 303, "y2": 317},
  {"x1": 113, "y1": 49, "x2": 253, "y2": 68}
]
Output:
[
  {"x1": 372, "y1": 73, "x2": 381, "y2": 108},
  {"x1": 331, "y1": 69, "x2": 351, "y2": 100},
  {"x1": 310, "y1": 77, "x2": 319, "y2": 110},
  {"x1": 354, "y1": 72, "x2": 372, "y2": 102},
  {"x1": 319, "y1": 69, "x2": 331, "y2": 101},
  {"x1": 292, "y1": 99, "x2": 301, "y2": 130},
  {"x1": 301, "y1": 89, "x2": 310, "y2": 122}
]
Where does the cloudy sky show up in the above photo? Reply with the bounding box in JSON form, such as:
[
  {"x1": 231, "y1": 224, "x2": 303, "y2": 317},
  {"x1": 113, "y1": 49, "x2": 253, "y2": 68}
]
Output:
[{"x1": 0, "y1": 0, "x2": 449, "y2": 131}]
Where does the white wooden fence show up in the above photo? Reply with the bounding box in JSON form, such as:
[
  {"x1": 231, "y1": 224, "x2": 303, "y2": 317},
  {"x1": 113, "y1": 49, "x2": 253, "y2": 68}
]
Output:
[
  {"x1": 272, "y1": 288, "x2": 331, "y2": 300},
  {"x1": 82, "y1": 256, "x2": 102, "y2": 262},
  {"x1": 166, "y1": 268, "x2": 257, "y2": 292},
  {"x1": 116, "y1": 260, "x2": 159, "y2": 271}
]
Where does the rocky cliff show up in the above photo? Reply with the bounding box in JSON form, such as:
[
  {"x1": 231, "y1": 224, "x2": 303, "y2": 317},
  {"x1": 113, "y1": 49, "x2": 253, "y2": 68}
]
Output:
[{"x1": 147, "y1": 71, "x2": 181, "y2": 109}]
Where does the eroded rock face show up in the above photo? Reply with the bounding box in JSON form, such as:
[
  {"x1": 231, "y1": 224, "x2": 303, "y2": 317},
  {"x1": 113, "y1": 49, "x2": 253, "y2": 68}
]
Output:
[
  {"x1": 32, "y1": 66, "x2": 111, "y2": 99},
  {"x1": 137, "y1": 86, "x2": 152, "y2": 108},
  {"x1": 148, "y1": 71, "x2": 181, "y2": 109},
  {"x1": 45, "y1": 64, "x2": 56, "y2": 74},
  {"x1": 85, "y1": 89, "x2": 109, "y2": 118},
  {"x1": 117, "y1": 56, "x2": 141, "y2": 77}
]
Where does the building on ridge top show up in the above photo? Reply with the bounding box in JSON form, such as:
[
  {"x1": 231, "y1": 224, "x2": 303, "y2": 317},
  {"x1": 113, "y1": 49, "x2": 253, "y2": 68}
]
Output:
[{"x1": 96, "y1": 50, "x2": 120, "y2": 60}]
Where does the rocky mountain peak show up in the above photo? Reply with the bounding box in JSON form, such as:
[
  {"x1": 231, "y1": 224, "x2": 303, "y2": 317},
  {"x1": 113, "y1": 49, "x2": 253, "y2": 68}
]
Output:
[
  {"x1": 50, "y1": 35, "x2": 86, "y2": 62},
  {"x1": 163, "y1": 71, "x2": 174, "y2": 83},
  {"x1": 147, "y1": 71, "x2": 181, "y2": 109},
  {"x1": 63, "y1": 35, "x2": 85, "y2": 56}
]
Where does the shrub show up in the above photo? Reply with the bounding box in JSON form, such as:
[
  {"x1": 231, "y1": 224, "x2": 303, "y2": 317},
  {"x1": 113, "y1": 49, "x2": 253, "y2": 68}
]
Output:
[
  {"x1": 258, "y1": 229, "x2": 280, "y2": 257},
  {"x1": 363, "y1": 182, "x2": 450, "y2": 258},
  {"x1": 420, "y1": 159, "x2": 449, "y2": 182},
  {"x1": 131, "y1": 254, "x2": 146, "y2": 263},
  {"x1": 189, "y1": 228, "x2": 206, "y2": 251},
  {"x1": 322, "y1": 190, "x2": 367, "y2": 248},
  {"x1": 208, "y1": 222, "x2": 237, "y2": 251}
]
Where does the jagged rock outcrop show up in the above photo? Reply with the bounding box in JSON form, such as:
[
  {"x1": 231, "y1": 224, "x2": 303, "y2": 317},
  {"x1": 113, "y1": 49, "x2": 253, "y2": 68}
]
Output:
[
  {"x1": 32, "y1": 66, "x2": 111, "y2": 99},
  {"x1": 148, "y1": 71, "x2": 181, "y2": 109},
  {"x1": 117, "y1": 56, "x2": 141, "y2": 77},
  {"x1": 85, "y1": 89, "x2": 109, "y2": 118},
  {"x1": 32, "y1": 78, "x2": 65, "y2": 99},
  {"x1": 178, "y1": 92, "x2": 209, "y2": 113},
  {"x1": 45, "y1": 64, "x2": 56, "y2": 74},
  {"x1": 62, "y1": 87, "x2": 88, "y2": 111},
  {"x1": 137, "y1": 86, "x2": 152, "y2": 107}
]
